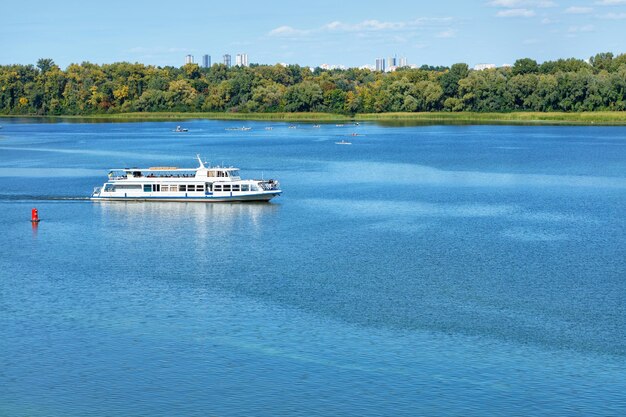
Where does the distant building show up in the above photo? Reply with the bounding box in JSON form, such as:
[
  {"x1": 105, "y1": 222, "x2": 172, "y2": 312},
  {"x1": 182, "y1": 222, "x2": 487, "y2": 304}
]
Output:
[
  {"x1": 398, "y1": 57, "x2": 408, "y2": 68},
  {"x1": 235, "y1": 53, "x2": 249, "y2": 67},
  {"x1": 473, "y1": 63, "x2": 496, "y2": 71},
  {"x1": 202, "y1": 54, "x2": 211, "y2": 68},
  {"x1": 320, "y1": 63, "x2": 346, "y2": 70},
  {"x1": 388, "y1": 55, "x2": 397, "y2": 68},
  {"x1": 223, "y1": 54, "x2": 232, "y2": 68},
  {"x1": 375, "y1": 58, "x2": 386, "y2": 72},
  {"x1": 185, "y1": 54, "x2": 194, "y2": 65}
]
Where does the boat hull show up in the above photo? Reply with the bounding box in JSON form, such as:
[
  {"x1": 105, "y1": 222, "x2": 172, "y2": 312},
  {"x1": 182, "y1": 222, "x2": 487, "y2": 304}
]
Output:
[{"x1": 91, "y1": 192, "x2": 280, "y2": 203}]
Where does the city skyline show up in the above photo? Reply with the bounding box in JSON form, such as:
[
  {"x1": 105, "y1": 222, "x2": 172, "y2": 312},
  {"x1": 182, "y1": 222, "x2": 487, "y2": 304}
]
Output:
[
  {"x1": 2, "y1": 0, "x2": 626, "y2": 69},
  {"x1": 183, "y1": 53, "x2": 411, "y2": 71}
]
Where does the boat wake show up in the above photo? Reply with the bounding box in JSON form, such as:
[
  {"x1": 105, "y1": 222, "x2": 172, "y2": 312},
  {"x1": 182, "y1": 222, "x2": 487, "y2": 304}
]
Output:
[{"x1": 0, "y1": 194, "x2": 90, "y2": 202}]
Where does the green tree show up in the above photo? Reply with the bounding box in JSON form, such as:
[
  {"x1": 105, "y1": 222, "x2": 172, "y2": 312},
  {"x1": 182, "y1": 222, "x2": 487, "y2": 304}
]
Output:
[
  {"x1": 512, "y1": 58, "x2": 539, "y2": 75},
  {"x1": 284, "y1": 81, "x2": 323, "y2": 111},
  {"x1": 590, "y1": 52, "x2": 614, "y2": 72},
  {"x1": 439, "y1": 63, "x2": 468, "y2": 98}
]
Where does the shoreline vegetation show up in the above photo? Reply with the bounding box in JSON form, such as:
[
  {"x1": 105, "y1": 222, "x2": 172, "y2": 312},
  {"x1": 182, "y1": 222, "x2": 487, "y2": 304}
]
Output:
[
  {"x1": 2, "y1": 111, "x2": 626, "y2": 125},
  {"x1": 2, "y1": 53, "x2": 626, "y2": 126}
]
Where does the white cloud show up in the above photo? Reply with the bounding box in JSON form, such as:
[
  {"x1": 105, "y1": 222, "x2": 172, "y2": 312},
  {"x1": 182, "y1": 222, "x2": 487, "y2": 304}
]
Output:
[
  {"x1": 268, "y1": 17, "x2": 454, "y2": 38},
  {"x1": 496, "y1": 8, "x2": 537, "y2": 16},
  {"x1": 598, "y1": 11, "x2": 626, "y2": 17},
  {"x1": 488, "y1": 0, "x2": 556, "y2": 7},
  {"x1": 595, "y1": 0, "x2": 626, "y2": 5},
  {"x1": 489, "y1": 0, "x2": 524, "y2": 6},
  {"x1": 565, "y1": 6, "x2": 593, "y2": 13},
  {"x1": 323, "y1": 19, "x2": 405, "y2": 31},
  {"x1": 436, "y1": 29, "x2": 457, "y2": 38},
  {"x1": 568, "y1": 24, "x2": 595, "y2": 32},
  {"x1": 269, "y1": 26, "x2": 309, "y2": 37}
]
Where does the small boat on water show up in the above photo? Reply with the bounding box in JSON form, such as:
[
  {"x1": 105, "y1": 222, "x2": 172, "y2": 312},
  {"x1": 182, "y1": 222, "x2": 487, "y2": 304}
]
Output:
[
  {"x1": 225, "y1": 127, "x2": 252, "y2": 131},
  {"x1": 313, "y1": 125, "x2": 321, "y2": 128},
  {"x1": 335, "y1": 140, "x2": 352, "y2": 145},
  {"x1": 91, "y1": 155, "x2": 281, "y2": 202},
  {"x1": 173, "y1": 126, "x2": 189, "y2": 132}
]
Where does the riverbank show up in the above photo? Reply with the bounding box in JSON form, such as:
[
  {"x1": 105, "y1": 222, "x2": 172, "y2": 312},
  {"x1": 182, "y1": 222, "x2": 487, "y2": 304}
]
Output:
[{"x1": 3, "y1": 111, "x2": 626, "y2": 125}]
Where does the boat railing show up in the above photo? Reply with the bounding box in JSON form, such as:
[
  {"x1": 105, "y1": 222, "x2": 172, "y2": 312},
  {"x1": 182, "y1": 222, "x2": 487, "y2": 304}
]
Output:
[
  {"x1": 144, "y1": 174, "x2": 196, "y2": 178},
  {"x1": 92, "y1": 187, "x2": 101, "y2": 195},
  {"x1": 259, "y1": 180, "x2": 280, "y2": 191}
]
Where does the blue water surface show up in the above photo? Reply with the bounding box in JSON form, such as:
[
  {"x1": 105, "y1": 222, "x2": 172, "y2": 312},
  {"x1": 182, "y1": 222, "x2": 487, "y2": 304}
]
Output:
[{"x1": 1, "y1": 119, "x2": 625, "y2": 416}]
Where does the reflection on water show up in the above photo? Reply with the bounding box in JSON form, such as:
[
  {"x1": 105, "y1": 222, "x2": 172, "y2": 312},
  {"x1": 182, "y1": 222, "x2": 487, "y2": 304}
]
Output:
[{"x1": 96, "y1": 201, "x2": 280, "y2": 235}]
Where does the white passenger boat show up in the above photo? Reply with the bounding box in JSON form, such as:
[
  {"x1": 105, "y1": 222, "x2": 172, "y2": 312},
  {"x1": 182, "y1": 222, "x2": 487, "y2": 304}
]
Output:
[{"x1": 91, "y1": 155, "x2": 281, "y2": 202}]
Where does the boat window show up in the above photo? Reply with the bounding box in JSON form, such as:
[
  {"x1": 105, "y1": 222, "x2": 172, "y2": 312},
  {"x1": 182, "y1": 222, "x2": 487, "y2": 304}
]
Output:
[
  {"x1": 179, "y1": 185, "x2": 186, "y2": 192},
  {"x1": 161, "y1": 185, "x2": 169, "y2": 192},
  {"x1": 115, "y1": 184, "x2": 141, "y2": 190},
  {"x1": 196, "y1": 185, "x2": 204, "y2": 191},
  {"x1": 214, "y1": 185, "x2": 222, "y2": 191},
  {"x1": 241, "y1": 184, "x2": 249, "y2": 191},
  {"x1": 170, "y1": 185, "x2": 178, "y2": 192},
  {"x1": 251, "y1": 184, "x2": 260, "y2": 191},
  {"x1": 188, "y1": 185, "x2": 196, "y2": 192},
  {"x1": 232, "y1": 184, "x2": 240, "y2": 191},
  {"x1": 231, "y1": 170, "x2": 240, "y2": 177},
  {"x1": 153, "y1": 184, "x2": 160, "y2": 192},
  {"x1": 223, "y1": 184, "x2": 231, "y2": 191},
  {"x1": 143, "y1": 184, "x2": 151, "y2": 192},
  {"x1": 104, "y1": 184, "x2": 115, "y2": 192},
  {"x1": 205, "y1": 183, "x2": 212, "y2": 191}
]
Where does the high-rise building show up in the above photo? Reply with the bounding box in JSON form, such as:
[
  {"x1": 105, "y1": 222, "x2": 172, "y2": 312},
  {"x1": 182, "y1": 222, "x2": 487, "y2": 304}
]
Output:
[
  {"x1": 202, "y1": 54, "x2": 211, "y2": 68},
  {"x1": 398, "y1": 57, "x2": 408, "y2": 68},
  {"x1": 473, "y1": 63, "x2": 496, "y2": 71},
  {"x1": 388, "y1": 55, "x2": 397, "y2": 67},
  {"x1": 375, "y1": 58, "x2": 386, "y2": 72},
  {"x1": 223, "y1": 54, "x2": 232, "y2": 68},
  {"x1": 185, "y1": 54, "x2": 194, "y2": 65},
  {"x1": 235, "y1": 53, "x2": 249, "y2": 67}
]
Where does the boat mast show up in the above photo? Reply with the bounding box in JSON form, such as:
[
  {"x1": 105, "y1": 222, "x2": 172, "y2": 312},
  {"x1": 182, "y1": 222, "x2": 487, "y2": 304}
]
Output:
[{"x1": 196, "y1": 154, "x2": 205, "y2": 169}]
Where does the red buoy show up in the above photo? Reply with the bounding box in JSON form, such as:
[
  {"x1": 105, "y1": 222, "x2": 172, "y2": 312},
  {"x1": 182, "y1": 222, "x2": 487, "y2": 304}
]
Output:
[{"x1": 31, "y1": 208, "x2": 40, "y2": 223}]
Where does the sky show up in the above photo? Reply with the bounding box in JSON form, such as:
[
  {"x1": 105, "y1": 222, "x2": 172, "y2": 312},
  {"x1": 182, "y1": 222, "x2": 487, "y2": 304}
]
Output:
[{"x1": 1, "y1": 0, "x2": 626, "y2": 69}]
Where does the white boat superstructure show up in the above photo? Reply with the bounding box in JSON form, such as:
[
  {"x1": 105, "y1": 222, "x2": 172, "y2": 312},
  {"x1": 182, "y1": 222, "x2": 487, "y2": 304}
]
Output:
[{"x1": 91, "y1": 155, "x2": 281, "y2": 202}]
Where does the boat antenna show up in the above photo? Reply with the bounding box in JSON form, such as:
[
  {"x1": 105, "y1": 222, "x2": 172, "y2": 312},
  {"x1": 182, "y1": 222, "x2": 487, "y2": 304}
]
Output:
[{"x1": 196, "y1": 154, "x2": 205, "y2": 169}]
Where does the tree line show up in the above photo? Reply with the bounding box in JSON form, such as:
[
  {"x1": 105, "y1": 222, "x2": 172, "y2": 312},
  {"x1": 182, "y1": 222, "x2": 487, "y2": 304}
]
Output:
[{"x1": 1, "y1": 52, "x2": 626, "y2": 115}]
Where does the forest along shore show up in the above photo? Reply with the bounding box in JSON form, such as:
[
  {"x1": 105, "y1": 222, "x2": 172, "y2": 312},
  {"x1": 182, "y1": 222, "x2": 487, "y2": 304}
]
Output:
[{"x1": 2, "y1": 53, "x2": 626, "y2": 119}]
